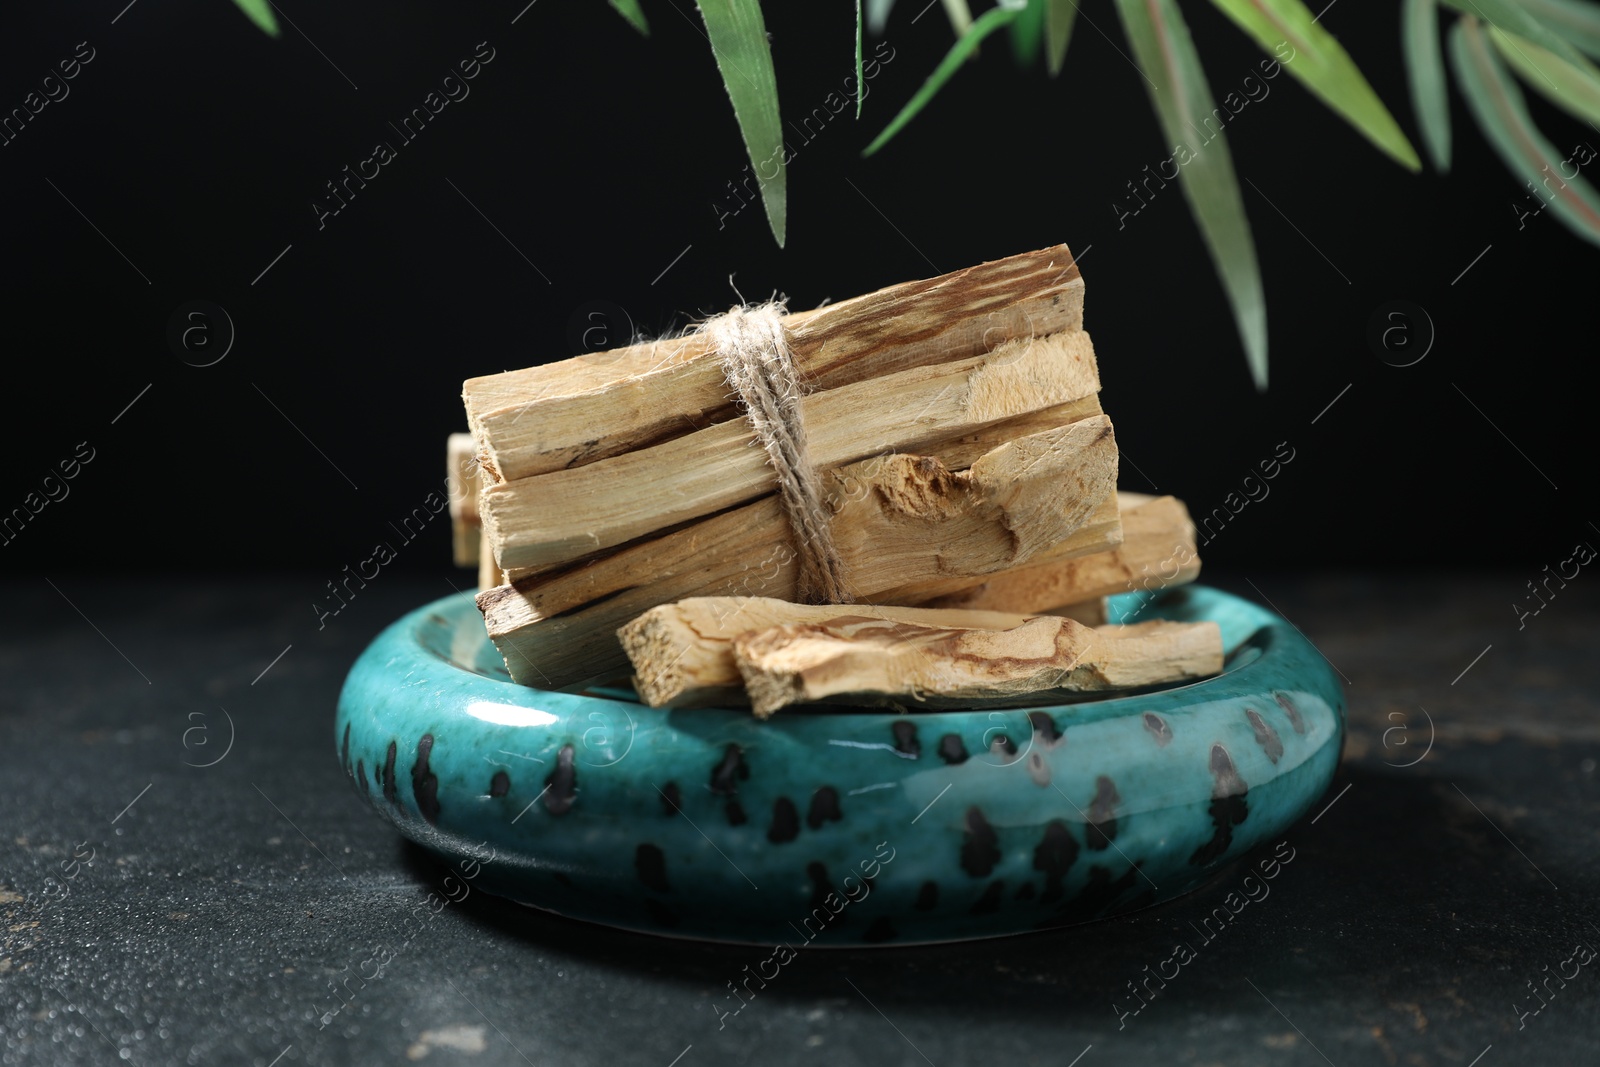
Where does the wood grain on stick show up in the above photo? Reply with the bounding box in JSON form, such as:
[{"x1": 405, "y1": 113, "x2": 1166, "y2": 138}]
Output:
[
  {"x1": 478, "y1": 412, "x2": 1120, "y2": 688},
  {"x1": 481, "y1": 329, "x2": 1102, "y2": 571},
  {"x1": 464, "y1": 246, "x2": 1085, "y2": 483},
  {"x1": 737, "y1": 617, "x2": 1222, "y2": 716},
  {"x1": 619, "y1": 596, "x2": 1222, "y2": 714}
]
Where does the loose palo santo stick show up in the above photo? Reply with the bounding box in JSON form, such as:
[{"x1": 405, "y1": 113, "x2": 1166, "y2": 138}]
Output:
[
  {"x1": 465, "y1": 246, "x2": 1085, "y2": 483},
  {"x1": 737, "y1": 617, "x2": 1222, "y2": 717},
  {"x1": 479, "y1": 414, "x2": 1119, "y2": 688},
  {"x1": 481, "y1": 330, "x2": 1102, "y2": 571},
  {"x1": 619, "y1": 596, "x2": 1222, "y2": 714},
  {"x1": 921, "y1": 492, "x2": 1200, "y2": 613}
]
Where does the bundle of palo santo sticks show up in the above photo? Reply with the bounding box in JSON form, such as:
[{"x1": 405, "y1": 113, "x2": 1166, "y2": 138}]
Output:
[{"x1": 449, "y1": 246, "x2": 1219, "y2": 716}]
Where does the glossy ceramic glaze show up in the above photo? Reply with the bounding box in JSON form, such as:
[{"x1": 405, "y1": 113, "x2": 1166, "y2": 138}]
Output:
[{"x1": 334, "y1": 585, "x2": 1344, "y2": 945}]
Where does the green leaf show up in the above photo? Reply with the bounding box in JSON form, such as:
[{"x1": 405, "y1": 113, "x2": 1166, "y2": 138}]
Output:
[
  {"x1": 1489, "y1": 24, "x2": 1600, "y2": 127},
  {"x1": 608, "y1": 0, "x2": 650, "y2": 35},
  {"x1": 230, "y1": 0, "x2": 279, "y2": 36},
  {"x1": 1208, "y1": 0, "x2": 1420, "y2": 170},
  {"x1": 1115, "y1": 0, "x2": 1267, "y2": 389},
  {"x1": 1402, "y1": 0, "x2": 1451, "y2": 171},
  {"x1": 1450, "y1": 16, "x2": 1600, "y2": 247},
  {"x1": 1011, "y1": 0, "x2": 1047, "y2": 66},
  {"x1": 867, "y1": 0, "x2": 896, "y2": 35},
  {"x1": 864, "y1": 2, "x2": 1025, "y2": 156},
  {"x1": 856, "y1": 0, "x2": 866, "y2": 117},
  {"x1": 1522, "y1": 0, "x2": 1600, "y2": 61},
  {"x1": 1439, "y1": 0, "x2": 1590, "y2": 66},
  {"x1": 1045, "y1": 0, "x2": 1080, "y2": 76},
  {"x1": 695, "y1": 0, "x2": 787, "y2": 246}
]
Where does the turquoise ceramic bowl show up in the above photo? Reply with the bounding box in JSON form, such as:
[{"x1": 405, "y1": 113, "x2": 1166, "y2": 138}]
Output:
[{"x1": 335, "y1": 585, "x2": 1343, "y2": 945}]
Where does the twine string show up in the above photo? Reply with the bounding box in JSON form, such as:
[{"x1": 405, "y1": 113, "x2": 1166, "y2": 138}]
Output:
[{"x1": 704, "y1": 303, "x2": 851, "y2": 605}]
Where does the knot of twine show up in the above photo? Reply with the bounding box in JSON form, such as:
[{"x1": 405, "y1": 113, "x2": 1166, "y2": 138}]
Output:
[{"x1": 704, "y1": 303, "x2": 851, "y2": 605}]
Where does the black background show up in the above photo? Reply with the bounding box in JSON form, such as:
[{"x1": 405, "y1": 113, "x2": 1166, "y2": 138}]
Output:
[{"x1": 1, "y1": 0, "x2": 1590, "y2": 575}]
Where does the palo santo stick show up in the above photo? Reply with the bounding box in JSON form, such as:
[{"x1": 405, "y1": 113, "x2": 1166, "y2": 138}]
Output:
[
  {"x1": 737, "y1": 617, "x2": 1223, "y2": 716},
  {"x1": 919, "y1": 492, "x2": 1199, "y2": 613},
  {"x1": 828, "y1": 415, "x2": 1116, "y2": 577},
  {"x1": 447, "y1": 433, "x2": 481, "y2": 568},
  {"x1": 465, "y1": 246, "x2": 1085, "y2": 483},
  {"x1": 479, "y1": 411, "x2": 1120, "y2": 689},
  {"x1": 620, "y1": 596, "x2": 1222, "y2": 714},
  {"x1": 482, "y1": 330, "x2": 1101, "y2": 571}
]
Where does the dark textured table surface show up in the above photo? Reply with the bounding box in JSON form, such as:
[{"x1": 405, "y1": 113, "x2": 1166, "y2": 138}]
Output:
[{"x1": 3, "y1": 571, "x2": 1597, "y2": 1067}]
